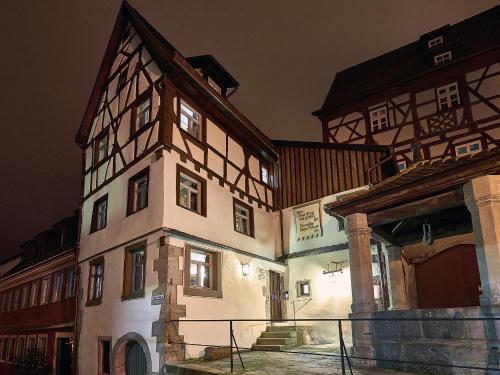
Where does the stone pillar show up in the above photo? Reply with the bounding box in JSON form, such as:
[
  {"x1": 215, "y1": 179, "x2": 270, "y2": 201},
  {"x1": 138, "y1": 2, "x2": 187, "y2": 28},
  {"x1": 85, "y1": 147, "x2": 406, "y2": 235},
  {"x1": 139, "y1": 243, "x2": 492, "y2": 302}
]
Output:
[
  {"x1": 346, "y1": 213, "x2": 377, "y2": 362},
  {"x1": 464, "y1": 175, "x2": 500, "y2": 306},
  {"x1": 387, "y1": 246, "x2": 409, "y2": 310}
]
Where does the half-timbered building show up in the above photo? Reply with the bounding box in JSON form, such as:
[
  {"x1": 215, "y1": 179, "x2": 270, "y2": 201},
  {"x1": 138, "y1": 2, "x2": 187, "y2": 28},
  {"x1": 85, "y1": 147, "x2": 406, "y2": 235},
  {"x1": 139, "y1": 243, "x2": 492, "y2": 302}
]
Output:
[
  {"x1": 314, "y1": 5, "x2": 500, "y2": 171},
  {"x1": 75, "y1": 3, "x2": 396, "y2": 374},
  {"x1": 0, "y1": 213, "x2": 78, "y2": 375}
]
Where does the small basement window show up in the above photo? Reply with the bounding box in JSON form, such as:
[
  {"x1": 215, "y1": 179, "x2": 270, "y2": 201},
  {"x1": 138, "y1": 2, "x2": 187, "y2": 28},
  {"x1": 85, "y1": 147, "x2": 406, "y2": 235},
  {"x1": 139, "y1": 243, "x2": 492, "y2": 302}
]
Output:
[{"x1": 296, "y1": 280, "x2": 311, "y2": 298}]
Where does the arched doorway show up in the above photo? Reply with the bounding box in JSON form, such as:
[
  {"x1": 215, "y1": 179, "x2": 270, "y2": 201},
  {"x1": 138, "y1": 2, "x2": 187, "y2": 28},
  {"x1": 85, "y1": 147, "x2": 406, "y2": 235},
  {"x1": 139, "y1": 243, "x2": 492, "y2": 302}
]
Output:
[
  {"x1": 415, "y1": 244, "x2": 481, "y2": 309},
  {"x1": 125, "y1": 341, "x2": 147, "y2": 375},
  {"x1": 111, "y1": 332, "x2": 152, "y2": 375}
]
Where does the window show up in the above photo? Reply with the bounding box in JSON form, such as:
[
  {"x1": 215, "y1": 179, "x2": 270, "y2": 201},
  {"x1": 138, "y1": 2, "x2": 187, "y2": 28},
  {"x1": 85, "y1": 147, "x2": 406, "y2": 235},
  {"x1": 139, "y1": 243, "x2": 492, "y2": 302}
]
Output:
[
  {"x1": 434, "y1": 51, "x2": 452, "y2": 65},
  {"x1": 122, "y1": 242, "x2": 146, "y2": 300},
  {"x1": 27, "y1": 337, "x2": 36, "y2": 358},
  {"x1": 428, "y1": 36, "x2": 443, "y2": 48},
  {"x1": 93, "y1": 131, "x2": 109, "y2": 166},
  {"x1": 37, "y1": 336, "x2": 47, "y2": 359},
  {"x1": 99, "y1": 338, "x2": 112, "y2": 374},
  {"x1": 437, "y1": 82, "x2": 460, "y2": 111},
  {"x1": 177, "y1": 166, "x2": 206, "y2": 216},
  {"x1": 0, "y1": 293, "x2": 5, "y2": 312},
  {"x1": 233, "y1": 198, "x2": 254, "y2": 237},
  {"x1": 180, "y1": 100, "x2": 202, "y2": 141},
  {"x1": 9, "y1": 338, "x2": 17, "y2": 362},
  {"x1": 88, "y1": 257, "x2": 104, "y2": 305},
  {"x1": 66, "y1": 268, "x2": 77, "y2": 298},
  {"x1": 455, "y1": 141, "x2": 482, "y2": 156},
  {"x1": 12, "y1": 288, "x2": 20, "y2": 311},
  {"x1": 17, "y1": 337, "x2": 25, "y2": 361},
  {"x1": 6, "y1": 290, "x2": 12, "y2": 311},
  {"x1": 91, "y1": 194, "x2": 108, "y2": 232},
  {"x1": 40, "y1": 277, "x2": 51, "y2": 305},
  {"x1": 369, "y1": 106, "x2": 389, "y2": 131},
  {"x1": 1, "y1": 338, "x2": 8, "y2": 361},
  {"x1": 127, "y1": 168, "x2": 149, "y2": 215},
  {"x1": 117, "y1": 67, "x2": 128, "y2": 93},
  {"x1": 296, "y1": 280, "x2": 311, "y2": 297},
  {"x1": 29, "y1": 281, "x2": 39, "y2": 307},
  {"x1": 184, "y1": 246, "x2": 222, "y2": 298},
  {"x1": 261, "y1": 163, "x2": 270, "y2": 185},
  {"x1": 133, "y1": 95, "x2": 152, "y2": 133},
  {"x1": 398, "y1": 161, "x2": 407, "y2": 171},
  {"x1": 20, "y1": 285, "x2": 29, "y2": 309},
  {"x1": 52, "y1": 271, "x2": 64, "y2": 302}
]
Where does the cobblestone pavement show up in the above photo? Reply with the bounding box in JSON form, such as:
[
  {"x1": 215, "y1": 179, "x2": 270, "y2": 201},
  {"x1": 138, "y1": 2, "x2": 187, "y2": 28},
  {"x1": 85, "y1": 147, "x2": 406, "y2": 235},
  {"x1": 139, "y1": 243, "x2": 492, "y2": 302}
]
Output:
[{"x1": 171, "y1": 346, "x2": 423, "y2": 375}]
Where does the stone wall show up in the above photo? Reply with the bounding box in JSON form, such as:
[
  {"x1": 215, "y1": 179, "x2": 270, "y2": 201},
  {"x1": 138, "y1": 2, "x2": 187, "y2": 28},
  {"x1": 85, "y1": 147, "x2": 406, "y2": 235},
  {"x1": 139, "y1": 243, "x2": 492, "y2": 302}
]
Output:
[{"x1": 368, "y1": 307, "x2": 500, "y2": 374}]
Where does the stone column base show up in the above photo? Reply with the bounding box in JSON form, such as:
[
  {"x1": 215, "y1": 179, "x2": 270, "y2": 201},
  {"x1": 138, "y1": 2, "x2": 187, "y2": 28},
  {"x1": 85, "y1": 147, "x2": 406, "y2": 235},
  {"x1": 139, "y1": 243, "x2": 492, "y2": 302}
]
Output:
[{"x1": 348, "y1": 311, "x2": 376, "y2": 368}]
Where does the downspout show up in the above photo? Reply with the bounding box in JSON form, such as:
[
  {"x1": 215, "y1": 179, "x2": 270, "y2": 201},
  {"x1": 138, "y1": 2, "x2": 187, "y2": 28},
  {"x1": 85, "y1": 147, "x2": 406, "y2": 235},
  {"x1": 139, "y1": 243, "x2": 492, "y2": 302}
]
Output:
[{"x1": 72, "y1": 144, "x2": 86, "y2": 375}]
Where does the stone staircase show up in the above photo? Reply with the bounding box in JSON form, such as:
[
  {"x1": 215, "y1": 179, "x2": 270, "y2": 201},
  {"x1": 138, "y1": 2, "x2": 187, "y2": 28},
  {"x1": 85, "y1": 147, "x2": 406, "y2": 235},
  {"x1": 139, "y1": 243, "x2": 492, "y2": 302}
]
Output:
[{"x1": 252, "y1": 326, "x2": 297, "y2": 351}]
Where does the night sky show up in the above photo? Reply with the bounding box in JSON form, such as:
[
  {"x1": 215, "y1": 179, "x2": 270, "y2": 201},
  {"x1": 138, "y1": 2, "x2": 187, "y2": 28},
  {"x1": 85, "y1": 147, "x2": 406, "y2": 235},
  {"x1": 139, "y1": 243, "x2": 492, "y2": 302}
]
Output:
[{"x1": 0, "y1": 0, "x2": 497, "y2": 261}]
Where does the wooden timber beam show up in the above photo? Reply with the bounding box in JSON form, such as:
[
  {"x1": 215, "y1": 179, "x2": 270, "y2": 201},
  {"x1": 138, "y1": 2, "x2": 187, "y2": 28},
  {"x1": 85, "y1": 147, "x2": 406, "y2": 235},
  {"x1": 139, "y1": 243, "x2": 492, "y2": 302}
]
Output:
[{"x1": 368, "y1": 188, "x2": 464, "y2": 226}]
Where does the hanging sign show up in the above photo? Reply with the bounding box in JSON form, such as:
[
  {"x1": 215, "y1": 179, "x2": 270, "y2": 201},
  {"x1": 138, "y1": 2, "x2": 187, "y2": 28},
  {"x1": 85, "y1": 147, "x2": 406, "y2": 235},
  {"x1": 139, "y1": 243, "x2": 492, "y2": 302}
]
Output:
[{"x1": 294, "y1": 202, "x2": 323, "y2": 241}]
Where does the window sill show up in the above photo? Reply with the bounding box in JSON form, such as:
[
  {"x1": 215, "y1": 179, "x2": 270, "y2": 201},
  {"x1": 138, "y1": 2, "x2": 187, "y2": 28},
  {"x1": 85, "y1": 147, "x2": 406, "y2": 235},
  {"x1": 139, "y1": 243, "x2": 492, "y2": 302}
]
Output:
[
  {"x1": 178, "y1": 126, "x2": 206, "y2": 149},
  {"x1": 130, "y1": 121, "x2": 154, "y2": 140},
  {"x1": 86, "y1": 299, "x2": 102, "y2": 307},
  {"x1": 126, "y1": 205, "x2": 148, "y2": 217},
  {"x1": 177, "y1": 203, "x2": 206, "y2": 217},
  {"x1": 121, "y1": 291, "x2": 145, "y2": 301},
  {"x1": 184, "y1": 287, "x2": 222, "y2": 298},
  {"x1": 234, "y1": 229, "x2": 255, "y2": 239},
  {"x1": 90, "y1": 226, "x2": 106, "y2": 235}
]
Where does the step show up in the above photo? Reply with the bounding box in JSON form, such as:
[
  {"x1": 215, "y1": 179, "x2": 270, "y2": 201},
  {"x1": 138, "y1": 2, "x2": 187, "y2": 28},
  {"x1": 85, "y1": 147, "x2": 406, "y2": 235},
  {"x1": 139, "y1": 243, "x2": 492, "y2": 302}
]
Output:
[
  {"x1": 260, "y1": 331, "x2": 297, "y2": 339},
  {"x1": 252, "y1": 344, "x2": 291, "y2": 351},
  {"x1": 256, "y1": 337, "x2": 296, "y2": 346},
  {"x1": 265, "y1": 326, "x2": 296, "y2": 332}
]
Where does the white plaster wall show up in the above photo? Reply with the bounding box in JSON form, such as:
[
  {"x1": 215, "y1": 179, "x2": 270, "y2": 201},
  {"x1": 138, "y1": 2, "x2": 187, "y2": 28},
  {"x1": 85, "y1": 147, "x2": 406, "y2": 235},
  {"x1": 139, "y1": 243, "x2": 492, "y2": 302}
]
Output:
[
  {"x1": 79, "y1": 154, "x2": 164, "y2": 262},
  {"x1": 78, "y1": 232, "x2": 162, "y2": 374},
  {"x1": 168, "y1": 235, "x2": 286, "y2": 358},
  {"x1": 162, "y1": 152, "x2": 276, "y2": 260}
]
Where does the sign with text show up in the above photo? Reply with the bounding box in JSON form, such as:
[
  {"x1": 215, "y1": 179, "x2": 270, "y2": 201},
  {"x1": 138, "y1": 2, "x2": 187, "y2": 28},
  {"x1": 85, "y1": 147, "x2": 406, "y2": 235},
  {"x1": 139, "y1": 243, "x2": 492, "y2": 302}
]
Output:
[{"x1": 294, "y1": 202, "x2": 323, "y2": 241}]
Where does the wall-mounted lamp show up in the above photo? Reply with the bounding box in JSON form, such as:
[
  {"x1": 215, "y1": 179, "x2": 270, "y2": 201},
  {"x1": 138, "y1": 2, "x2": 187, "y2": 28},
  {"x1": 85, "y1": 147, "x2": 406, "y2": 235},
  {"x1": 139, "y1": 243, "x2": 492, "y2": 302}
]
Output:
[
  {"x1": 323, "y1": 261, "x2": 345, "y2": 276},
  {"x1": 241, "y1": 263, "x2": 250, "y2": 276}
]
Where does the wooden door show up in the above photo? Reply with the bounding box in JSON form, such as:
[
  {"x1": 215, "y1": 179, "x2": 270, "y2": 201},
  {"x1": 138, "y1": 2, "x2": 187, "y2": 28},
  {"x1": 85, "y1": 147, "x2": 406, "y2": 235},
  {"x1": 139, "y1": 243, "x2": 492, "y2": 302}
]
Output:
[
  {"x1": 55, "y1": 338, "x2": 72, "y2": 375},
  {"x1": 126, "y1": 341, "x2": 147, "y2": 375},
  {"x1": 415, "y1": 244, "x2": 481, "y2": 309},
  {"x1": 269, "y1": 270, "x2": 284, "y2": 321}
]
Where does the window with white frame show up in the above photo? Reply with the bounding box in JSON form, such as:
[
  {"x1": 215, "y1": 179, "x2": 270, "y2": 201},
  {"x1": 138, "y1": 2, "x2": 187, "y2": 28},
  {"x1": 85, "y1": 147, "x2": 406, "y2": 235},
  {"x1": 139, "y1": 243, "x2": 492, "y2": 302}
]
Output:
[
  {"x1": 178, "y1": 169, "x2": 204, "y2": 215},
  {"x1": 184, "y1": 246, "x2": 222, "y2": 298},
  {"x1": 189, "y1": 249, "x2": 213, "y2": 289},
  {"x1": 180, "y1": 100, "x2": 202, "y2": 141},
  {"x1": 369, "y1": 106, "x2": 389, "y2": 131},
  {"x1": 428, "y1": 36, "x2": 443, "y2": 48},
  {"x1": 136, "y1": 96, "x2": 151, "y2": 130},
  {"x1": 93, "y1": 131, "x2": 109, "y2": 166},
  {"x1": 437, "y1": 82, "x2": 460, "y2": 111},
  {"x1": 40, "y1": 277, "x2": 51, "y2": 305},
  {"x1": 455, "y1": 141, "x2": 482, "y2": 156},
  {"x1": 91, "y1": 195, "x2": 108, "y2": 232},
  {"x1": 434, "y1": 51, "x2": 452, "y2": 66},
  {"x1": 127, "y1": 168, "x2": 149, "y2": 215},
  {"x1": 261, "y1": 164, "x2": 270, "y2": 185},
  {"x1": 88, "y1": 258, "x2": 104, "y2": 304},
  {"x1": 233, "y1": 199, "x2": 254, "y2": 237}
]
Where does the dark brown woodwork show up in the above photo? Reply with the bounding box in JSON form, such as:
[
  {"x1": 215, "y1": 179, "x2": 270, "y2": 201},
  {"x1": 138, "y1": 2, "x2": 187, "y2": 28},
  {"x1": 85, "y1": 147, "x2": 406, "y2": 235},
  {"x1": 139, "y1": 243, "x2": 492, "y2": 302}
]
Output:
[
  {"x1": 269, "y1": 270, "x2": 284, "y2": 321},
  {"x1": 274, "y1": 141, "x2": 393, "y2": 209},
  {"x1": 368, "y1": 189, "x2": 464, "y2": 226}
]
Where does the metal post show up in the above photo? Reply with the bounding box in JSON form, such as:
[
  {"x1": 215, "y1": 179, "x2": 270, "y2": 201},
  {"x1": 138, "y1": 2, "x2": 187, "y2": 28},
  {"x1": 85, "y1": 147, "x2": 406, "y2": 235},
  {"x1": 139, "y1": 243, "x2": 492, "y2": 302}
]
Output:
[
  {"x1": 230, "y1": 320, "x2": 234, "y2": 373},
  {"x1": 339, "y1": 320, "x2": 345, "y2": 375}
]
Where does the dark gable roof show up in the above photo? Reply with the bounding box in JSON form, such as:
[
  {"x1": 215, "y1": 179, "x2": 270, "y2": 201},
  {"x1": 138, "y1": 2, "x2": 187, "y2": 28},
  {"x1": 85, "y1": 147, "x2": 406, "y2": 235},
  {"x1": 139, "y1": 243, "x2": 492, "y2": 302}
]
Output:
[
  {"x1": 76, "y1": 2, "x2": 277, "y2": 160},
  {"x1": 313, "y1": 5, "x2": 500, "y2": 117}
]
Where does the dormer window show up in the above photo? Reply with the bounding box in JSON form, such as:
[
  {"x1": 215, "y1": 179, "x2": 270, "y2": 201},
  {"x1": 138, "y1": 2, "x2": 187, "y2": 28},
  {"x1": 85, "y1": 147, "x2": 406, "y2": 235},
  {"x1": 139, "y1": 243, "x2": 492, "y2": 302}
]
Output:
[
  {"x1": 434, "y1": 51, "x2": 452, "y2": 66},
  {"x1": 428, "y1": 36, "x2": 443, "y2": 48},
  {"x1": 398, "y1": 161, "x2": 407, "y2": 171},
  {"x1": 437, "y1": 82, "x2": 460, "y2": 111},
  {"x1": 180, "y1": 100, "x2": 202, "y2": 141},
  {"x1": 455, "y1": 141, "x2": 482, "y2": 156},
  {"x1": 369, "y1": 106, "x2": 389, "y2": 132}
]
